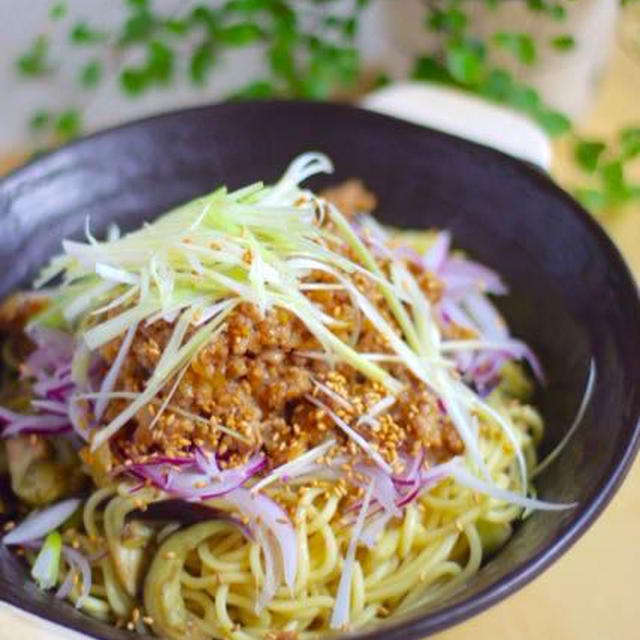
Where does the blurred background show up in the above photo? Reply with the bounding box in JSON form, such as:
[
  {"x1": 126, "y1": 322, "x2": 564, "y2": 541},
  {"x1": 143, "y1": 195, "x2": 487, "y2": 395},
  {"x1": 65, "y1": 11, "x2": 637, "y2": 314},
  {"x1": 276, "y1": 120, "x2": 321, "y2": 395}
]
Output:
[
  {"x1": 1, "y1": 0, "x2": 639, "y2": 266},
  {"x1": 0, "y1": 1, "x2": 639, "y2": 638}
]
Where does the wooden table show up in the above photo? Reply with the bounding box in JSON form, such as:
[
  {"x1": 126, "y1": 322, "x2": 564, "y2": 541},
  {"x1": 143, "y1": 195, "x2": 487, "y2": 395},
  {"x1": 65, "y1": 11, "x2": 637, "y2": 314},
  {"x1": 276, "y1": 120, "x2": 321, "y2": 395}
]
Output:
[{"x1": 1, "y1": 43, "x2": 639, "y2": 640}]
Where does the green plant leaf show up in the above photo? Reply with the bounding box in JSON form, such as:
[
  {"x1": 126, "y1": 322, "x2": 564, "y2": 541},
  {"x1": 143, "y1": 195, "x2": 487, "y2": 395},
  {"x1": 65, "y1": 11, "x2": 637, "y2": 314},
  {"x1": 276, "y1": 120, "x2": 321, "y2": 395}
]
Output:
[
  {"x1": 29, "y1": 110, "x2": 51, "y2": 131},
  {"x1": 508, "y1": 85, "x2": 540, "y2": 112},
  {"x1": 548, "y1": 3, "x2": 566, "y2": 20},
  {"x1": 535, "y1": 109, "x2": 571, "y2": 137},
  {"x1": 222, "y1": 0, "x2": 274, "y2": 14},
  {"x1": 526, "y1": 0, "x2": 546, "y2": 11},
  {"x1": 217, "y1": 23, "x2": 264, "y2": 45},
  {"x1": 120, "y1": 68, "x2": 148, "y2": 95},
  {"x1": 550, "y1": 35, "x2": 575, "y2": 51},
  {"x1": 230, "y1": 80, "x2": 275, "y2": 100},
  {"x1": 50, "y1": 3, "x2": 67, "y2": 20},
  {"x1": 191, "y1": 5, "x2": 218, "y2": 31},
  {"x1": 602, "y1": 160, "x2": 624, "y2": 187},
  {"x1": 620, "y1": 127, "x2": 640, "y2": 160},
  {"x1": 16, "y1": 36, "x2": 51, "y2": 77},
  {"x1": 54, "y1": 108, "x2": 81, "y2": 139},
  {"x1": 445, "y1": 41, "x2": 484, "y2": 86},
  {"x1": 373, "y1": 72, "x2": 391, "y2": 89},
  {"x1": 525, "y1": 0, "x2": 565, "y2": 18},
  {"x1": 268, "y1": 20, "x2": 299, "y2": 90},
  {"x1": 146, "y1": 40, "x2": 174, "y2": 83},
  {"x1": 190, "y1": 42, "x2": 215, "y2": 85},
  {"x1": 427, "y1": 8, "x2": 468, "y2": 34},
  {"x1": 478, "y1": 69, "x2": 513, "y2": 101},
  {"x1": 601, "y1": 160, "x2": 629, "y2": 205},
  {"x1": 119, "y1": 10, "x2": 155, "y2": 45},
  {"x1": 80, "y1": 59, "x2": 102, "y2": 88},
  {"x1": 411, "y1": 56, "x2": 456, "y2": 84},
  {"x1": 342, "y1": 16, "x2": 357, "y2": 39},
  {"x1": 492, "y1": 32, "x2": 536, "y2": 65},
  {"x1": 575, "y1": 188, "x2": 606, "y2": 211},
  {"x1": 164, "y1": 18, "x2": 190, "y2": 36},
  {"x1": 297, "y1": 41, "x2": 359, "y2": 99},
  {"x1": 574, "y1": 139, "x2": 606, "y2": 173},
  {"x1": 70, "y1": 21, "x2": 107, "y2": 45},
  {"x1": 224, "y1": 0, "x2": 272, "y2": 12}
]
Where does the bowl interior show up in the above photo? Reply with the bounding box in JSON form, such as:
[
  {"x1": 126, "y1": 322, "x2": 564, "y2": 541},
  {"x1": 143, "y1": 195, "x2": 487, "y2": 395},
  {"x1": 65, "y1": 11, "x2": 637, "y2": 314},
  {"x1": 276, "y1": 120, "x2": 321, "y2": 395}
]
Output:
[{"x1": 0, "y1": 101, "x2": 639, "y2": 640}]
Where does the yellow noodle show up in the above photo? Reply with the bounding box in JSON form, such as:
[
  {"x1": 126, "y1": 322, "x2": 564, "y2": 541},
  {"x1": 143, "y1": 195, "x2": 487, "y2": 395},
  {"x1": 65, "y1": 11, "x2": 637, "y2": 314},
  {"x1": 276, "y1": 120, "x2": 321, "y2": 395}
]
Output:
[{"x1": 27, "y1": 390, "x2": 542, "y2": 639}]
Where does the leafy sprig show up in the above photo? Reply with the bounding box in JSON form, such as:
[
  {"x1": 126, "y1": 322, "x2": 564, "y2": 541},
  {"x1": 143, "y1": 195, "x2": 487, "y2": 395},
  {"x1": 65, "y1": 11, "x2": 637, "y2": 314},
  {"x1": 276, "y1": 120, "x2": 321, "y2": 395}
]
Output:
[
  {"x1": 12, "y1": 0, "x2": 640, "y2": 216},
  {"x1": 573, "y1": 129, "x2": 640, "y2": 212},
  {"x1": 414, "y1": 4, "x2": 572, "y2": 137},
  {"x1": 16, "y1": 36, "x2": 53, "y2": 78},
  {"x1": 16, "y1": 0, "x2": 366, "y2": 143}
]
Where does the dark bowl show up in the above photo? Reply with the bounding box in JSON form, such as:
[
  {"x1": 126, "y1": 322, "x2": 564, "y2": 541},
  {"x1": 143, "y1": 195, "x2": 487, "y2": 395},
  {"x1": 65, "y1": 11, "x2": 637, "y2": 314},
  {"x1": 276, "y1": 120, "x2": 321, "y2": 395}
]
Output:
[{"x1": 1, "y1": 101, "x2": 639, "y2": 639}]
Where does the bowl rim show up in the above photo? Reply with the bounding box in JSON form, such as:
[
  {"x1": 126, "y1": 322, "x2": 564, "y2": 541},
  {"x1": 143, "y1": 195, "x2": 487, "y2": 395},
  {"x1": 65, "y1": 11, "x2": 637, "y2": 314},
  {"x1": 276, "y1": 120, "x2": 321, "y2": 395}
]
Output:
[{"x1": 1, "y1": 99, "x2": 639, "y2": 640}]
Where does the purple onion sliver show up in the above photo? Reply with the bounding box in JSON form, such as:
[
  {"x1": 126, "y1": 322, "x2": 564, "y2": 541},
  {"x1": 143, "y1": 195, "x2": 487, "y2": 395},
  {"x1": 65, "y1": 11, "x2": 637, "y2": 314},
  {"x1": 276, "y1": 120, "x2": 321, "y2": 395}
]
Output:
[
  {"x1": 423, "y1": 231, "x2": 451, "y2": 273},
  {"x1": 55, "y1": 570, "x2": 75, "y2": 601},
  {"x1": 3, "y1": 498, "x2": 81, "y2": 546}
]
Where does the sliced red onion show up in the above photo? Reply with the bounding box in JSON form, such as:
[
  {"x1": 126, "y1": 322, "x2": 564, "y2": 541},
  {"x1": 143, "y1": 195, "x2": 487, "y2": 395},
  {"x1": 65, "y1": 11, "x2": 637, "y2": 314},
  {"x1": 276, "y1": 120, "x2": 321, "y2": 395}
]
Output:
[
  {"x1": 55, "y1": 567, "x2": 75, "y2": 601},
  {"x1": 396, "y1": 462, "x2": 452, "y2": 507},
  {"x1": 127, "y1": 455, "x2": 265, "y2": 500},
  {"x1": 423, "y1": 231, "x2": 451, "y2": 273},
  {"x1": 144, "y1": 455, "x2": 196, "y2": 467},
  {"x1": 312, "y1": 378, "x2": 353, "y2": 412},
  {"x1": 443, "y1": 462, "x2": 575, "y2": 511},
  {"x1": 356, "y1": 465, "x2": 401, "y2": 517},
  {"x1": 94, "y1": 322, "x2": 137, "y2": 421},
  {"x1": 3, "y1": 498, "x2": 81, "y2": 545},
  {"x1": 462, "y1": 292, "x2": 509, "y2": 340},
  {"x1": 330, "y1": 477, "x2": 375, "y2": 629},
  {"x1": 194, "y1": 447, "x2": 219, "y2": 478},
  {"x1": 392, "y1": 451, "x2": 424, "y2": 487},
  {"x1": 393, "y1": 245, "x2": 423, "y2": 266},
  {"x1": 23, "y1": 327, "x2": 74, "y2": 373},
  {"x1": 67, "y1": 394, "x2": 91, "y2": 442},
  {"x1": 251, "y1": 439, "x2": 336, "y2": 493},
  {"x1": 0, "y1": 407, "x2": 21, "y2": 425},
  {"x1": 305, "y1": 395, "x2": 392, "y2": 475},
  {"x1": 396, "y1": 484, "x2": 421, "y2": 508},
  {"x1": 424, "y1": 234, "x2": 542, "y2": 390},
  {"x1": 442, "y1": 338, "x2": 545, "y2": 384},
  {"x1": 224, "y1": 487, "x2": 297, "y2": 591},
  {"x1": 356, "y1": 395, "x2": 395, "y2": 429},
  {"x1": 353, "y1": 218, "x2": 394, "y2": 261},
  {"x1": 57, "y1": 546, "x2": 91, "y2": 608},
  {"x1": 437, "y1": 299, "x2": 475, "y2": 373},
  {"x1": 360, "y1": 510, "x2": 393, "y2": 548},
  {"x1": 34, "y1": 380, "x2": 75, "y2": 403},
  {"x1": 2, "y1": 414, "x2": 72, "y2": 438},
  {"x1": 128, "y1": 481, "x2": 145, "y2": 494},
  {"x1": 29, "y1": 399, "x2": 69, "y2": 415},
  {"x1": 255, "y1": 526, "x2": 280, "y2": 612},
  {"x1": 440, "y1": 257, "x2": 507, "y2": 296}
]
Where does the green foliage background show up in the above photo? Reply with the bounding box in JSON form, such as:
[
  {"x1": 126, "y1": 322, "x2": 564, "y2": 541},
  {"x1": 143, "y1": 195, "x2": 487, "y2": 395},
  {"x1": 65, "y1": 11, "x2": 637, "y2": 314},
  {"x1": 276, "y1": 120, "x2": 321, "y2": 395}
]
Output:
[{"x1": 13, "y1": 0, "x2": 640, "y2": 213}]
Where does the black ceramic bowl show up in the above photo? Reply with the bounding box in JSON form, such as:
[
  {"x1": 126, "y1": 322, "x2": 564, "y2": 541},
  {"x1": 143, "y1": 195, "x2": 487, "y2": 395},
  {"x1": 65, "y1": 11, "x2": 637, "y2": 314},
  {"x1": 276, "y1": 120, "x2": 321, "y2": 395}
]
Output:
[{"x1": 1, "y1": 101, "x2": 639, "y2": 639}]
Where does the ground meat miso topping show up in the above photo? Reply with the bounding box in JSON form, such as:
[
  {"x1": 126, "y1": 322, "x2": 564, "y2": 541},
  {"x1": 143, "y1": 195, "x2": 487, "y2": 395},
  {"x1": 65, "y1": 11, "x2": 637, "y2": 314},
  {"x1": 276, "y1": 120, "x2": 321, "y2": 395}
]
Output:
[{"x1": 82, "y1": 182, "x2": 464, "y2": 487}]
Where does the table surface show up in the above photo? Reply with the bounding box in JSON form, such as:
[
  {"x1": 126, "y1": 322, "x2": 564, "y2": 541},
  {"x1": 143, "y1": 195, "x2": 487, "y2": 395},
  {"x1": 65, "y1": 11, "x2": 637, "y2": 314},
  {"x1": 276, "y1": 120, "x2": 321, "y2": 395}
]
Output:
[{"x1": 0, "y1": 41, "x2": 639, "y2": 640}]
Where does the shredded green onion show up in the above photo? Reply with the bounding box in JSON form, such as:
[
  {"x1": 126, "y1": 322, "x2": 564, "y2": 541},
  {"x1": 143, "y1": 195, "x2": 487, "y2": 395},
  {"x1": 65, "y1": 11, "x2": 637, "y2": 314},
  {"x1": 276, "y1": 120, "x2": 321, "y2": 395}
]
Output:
[{"x1": 31, "y1": 531, "x2": 62, "y2": 590}]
